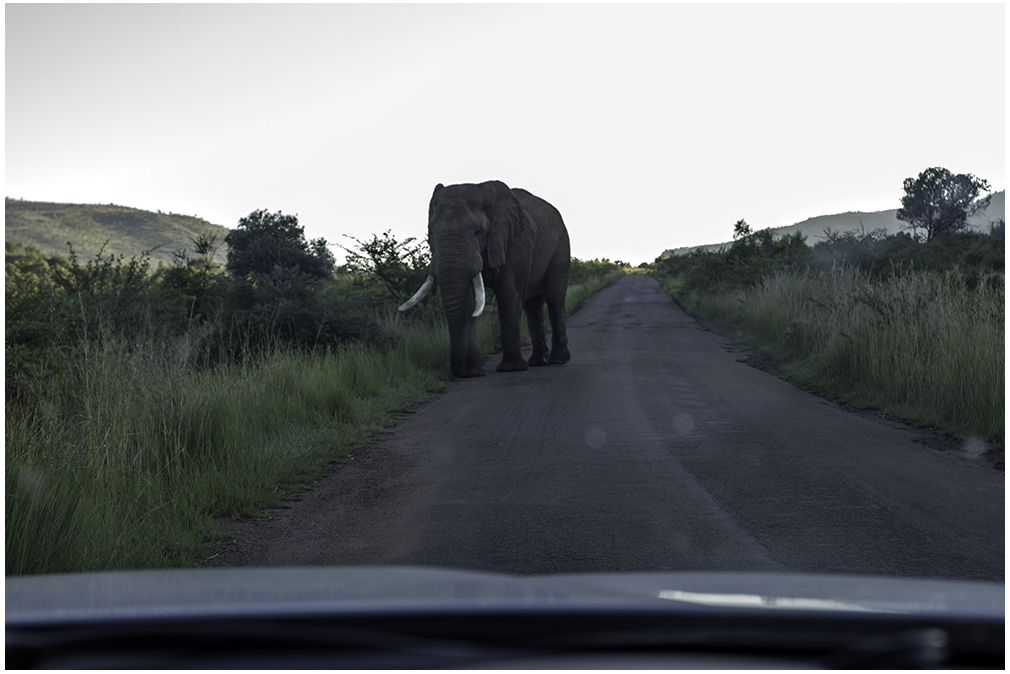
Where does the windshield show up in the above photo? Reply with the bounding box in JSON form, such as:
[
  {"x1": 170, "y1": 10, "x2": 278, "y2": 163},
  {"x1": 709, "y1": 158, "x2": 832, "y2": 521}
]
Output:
[{"x1": 6, "y1": 2, "x2": 1003, "y2": 603}]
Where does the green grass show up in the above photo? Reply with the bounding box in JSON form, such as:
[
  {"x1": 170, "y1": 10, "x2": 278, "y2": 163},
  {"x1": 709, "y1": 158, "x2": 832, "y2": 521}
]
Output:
[
  {"x1": 6, "y1": 272, "x2": 620, "y2": 576},
  {"x1": 6, "y1": 330, "x2": 449, "y2": 575},
  {"x1": 659, "y1": 266, "x2": 1004, "y2": 445}
]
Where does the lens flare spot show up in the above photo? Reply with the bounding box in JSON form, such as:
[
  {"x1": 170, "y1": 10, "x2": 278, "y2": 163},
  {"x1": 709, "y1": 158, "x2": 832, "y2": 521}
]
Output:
[
  {"x1": 962, "y1": 437, "x2": 987, "y2": 456},
  {"x1": 673, "y1": 412, "x2": 695, "y2": 436},
  {"x1": 585, "y1": 426, "x2": 607, "y2": 449}
]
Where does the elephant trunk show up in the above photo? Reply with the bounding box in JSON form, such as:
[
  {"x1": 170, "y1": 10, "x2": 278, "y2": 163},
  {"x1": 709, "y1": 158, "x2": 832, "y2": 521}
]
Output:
[
  {"x1": 439, "y1": 270, "x2": 486, "y2": 378},
  {"x1": 402, "y1": 239, "x2": 486, "y2": 377}
]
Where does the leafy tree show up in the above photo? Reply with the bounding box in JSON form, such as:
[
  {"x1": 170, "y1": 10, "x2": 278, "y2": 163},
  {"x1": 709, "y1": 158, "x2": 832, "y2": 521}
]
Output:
[
  {"x1": 224, "y1": 210, "x2": 334, "y2": 279},
  {"x1": 896, "y1": 167, "x2": 991, "y2": 242},
  {"x1": 212, "y1": 211, "x2": 387, "y2": 356},
  {"x1": 339, "y1": 231, "x2": 431, "y2": 304}
]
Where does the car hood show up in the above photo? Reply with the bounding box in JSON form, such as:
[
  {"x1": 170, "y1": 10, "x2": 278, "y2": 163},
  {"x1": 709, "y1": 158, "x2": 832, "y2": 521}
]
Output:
[{"x1": 6, "y1": 566, "x2": 1004, "y2": 625}]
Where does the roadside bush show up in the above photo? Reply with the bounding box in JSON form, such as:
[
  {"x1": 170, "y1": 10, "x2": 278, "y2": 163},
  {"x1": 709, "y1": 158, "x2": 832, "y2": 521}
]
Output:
[{"x1": 210, "y1": 272, "x2": 385, "y2": 359}]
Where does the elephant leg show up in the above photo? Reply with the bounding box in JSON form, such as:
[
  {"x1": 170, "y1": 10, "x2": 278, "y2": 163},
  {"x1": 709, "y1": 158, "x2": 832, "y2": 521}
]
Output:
[
  {"x1": 525, "y1": 296, "x2": 550, "y2": 366},
  {"x1": 496, "y1": 290, "x2": 528, "y2": 372},
  {"x1": 545, "y1": 279, "x2": 570, "y2": 366}
]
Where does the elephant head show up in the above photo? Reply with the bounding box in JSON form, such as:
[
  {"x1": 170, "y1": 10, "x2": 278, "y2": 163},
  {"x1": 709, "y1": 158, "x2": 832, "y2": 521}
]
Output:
[{"x1": 399, "y1": 181, "x2": 526, "y2": 378}]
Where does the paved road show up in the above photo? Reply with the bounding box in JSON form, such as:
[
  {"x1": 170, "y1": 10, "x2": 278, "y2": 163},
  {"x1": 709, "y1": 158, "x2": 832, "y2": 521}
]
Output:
[{"x1": 206, "y1": 274, "x2": 1004, "y2": 581}]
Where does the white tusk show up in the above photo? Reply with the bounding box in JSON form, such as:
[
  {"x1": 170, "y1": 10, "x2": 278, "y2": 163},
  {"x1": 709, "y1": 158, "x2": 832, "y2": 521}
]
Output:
[
  {"x1": 472, "y1": 273, "x2": 486, "y2": 317},
  {"x1": 398, "y1": 275, "x2": 434, "y2": 311}
]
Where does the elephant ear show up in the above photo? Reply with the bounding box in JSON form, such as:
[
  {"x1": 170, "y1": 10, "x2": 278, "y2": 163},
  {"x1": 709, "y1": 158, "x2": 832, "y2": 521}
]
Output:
[{"x1": 483, "y1": 181, "x2": 525, "y2": 270}]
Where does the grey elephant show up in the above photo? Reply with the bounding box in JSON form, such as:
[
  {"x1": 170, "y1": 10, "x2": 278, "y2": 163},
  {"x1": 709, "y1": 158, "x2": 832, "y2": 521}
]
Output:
[{"x1": 399, "y1": 181, "x2": 571, "y2": 378}]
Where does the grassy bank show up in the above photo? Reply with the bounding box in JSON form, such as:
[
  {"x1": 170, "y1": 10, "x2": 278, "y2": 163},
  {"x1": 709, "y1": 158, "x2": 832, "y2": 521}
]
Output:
[
  {"x1": 565, "y1": 269, "x2": 626, "y2": 315},
  {"x1": 660, "y1": 266, "x2": 1004, "y2": 449},
  {"x1": 6, "y1": 274, "x2": 616, "y2": 576}
]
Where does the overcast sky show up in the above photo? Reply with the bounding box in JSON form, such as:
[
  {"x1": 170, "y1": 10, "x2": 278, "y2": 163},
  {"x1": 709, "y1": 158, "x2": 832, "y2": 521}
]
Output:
[{"x1": 6, "y1": 3, "x2": 1005, "y2": 265}]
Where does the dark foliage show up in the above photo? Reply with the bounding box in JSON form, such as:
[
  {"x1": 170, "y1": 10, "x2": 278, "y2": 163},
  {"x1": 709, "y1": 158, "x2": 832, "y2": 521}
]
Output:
[
  {"x1": 201, "y1": 210, "x2": 388, "y2": 359},
  {"x1": 225, "y1": 210, "x2": 335, "y2": 279},
  {"x1": 210, "y1": 269, "x2": 386, "y2": 362}
]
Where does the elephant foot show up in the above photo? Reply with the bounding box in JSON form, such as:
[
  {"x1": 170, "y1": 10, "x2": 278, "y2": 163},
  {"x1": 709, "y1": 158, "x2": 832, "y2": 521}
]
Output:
[
  {"x1": 528, "y1": 352, "x2": 551, "y2": 367},
  {"x1": 497, "y1": 355, "x2": 529, "y2": 372},
  {"x1": 548, "y1": 346, "x2": 571, "y2": 365},
  {"x1": 452, "y1": 364, "x2": 486, "y2": 378}
]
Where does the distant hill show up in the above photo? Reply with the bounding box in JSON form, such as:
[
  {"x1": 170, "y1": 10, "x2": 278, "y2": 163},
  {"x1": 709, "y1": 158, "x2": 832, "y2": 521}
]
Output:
[
  {"x1": 4, "y1": 199, "x2": 230, "y2": 267},
  {"x1": 665, "y1": 190, "x2": 1005, "y2": 256}
]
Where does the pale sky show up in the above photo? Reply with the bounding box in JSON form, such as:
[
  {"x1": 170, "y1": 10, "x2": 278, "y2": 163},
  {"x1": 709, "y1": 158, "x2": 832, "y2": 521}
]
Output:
[{"x1": 6, "y1": 3, "x2": 1005, "y2": 265}]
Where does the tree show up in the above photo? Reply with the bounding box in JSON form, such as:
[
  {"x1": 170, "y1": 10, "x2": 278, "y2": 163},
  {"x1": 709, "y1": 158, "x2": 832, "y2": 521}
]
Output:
[
  {"x1": 339, "y1": 230, "x2": 431, "y2": 304},
  {"x1": 224, "y1": 210, "x2": 334, "y2": 279},
  {"x1": 896, "y1": 167, "x2": 991, "y2": 242},
  {"x1": 219, "y1": 210, "x2": 339, "y2": 348}
]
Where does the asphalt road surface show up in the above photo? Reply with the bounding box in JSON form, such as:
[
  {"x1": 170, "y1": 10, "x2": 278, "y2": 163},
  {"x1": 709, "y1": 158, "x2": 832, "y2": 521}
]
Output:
[{"x1": 205, "y1": 274, "x2": 1004, "y2": 581}]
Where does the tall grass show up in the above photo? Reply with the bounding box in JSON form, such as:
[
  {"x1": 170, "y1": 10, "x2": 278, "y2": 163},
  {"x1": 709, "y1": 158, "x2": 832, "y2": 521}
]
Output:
[
  {"x1": 663, "y1": 266, "x2": 1004, "y2": 442},
  {"x1": 6, "y1": 323, "x2": 450, "y2": 576},
  {"x1": 6, "y1": 272, "x2": 619, "y2": 576}
]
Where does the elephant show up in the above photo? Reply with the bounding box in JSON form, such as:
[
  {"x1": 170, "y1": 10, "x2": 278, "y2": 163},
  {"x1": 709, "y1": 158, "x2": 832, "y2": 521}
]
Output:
[{"x1": 399, "y1": 180, "x2": 571, "y2": 378}]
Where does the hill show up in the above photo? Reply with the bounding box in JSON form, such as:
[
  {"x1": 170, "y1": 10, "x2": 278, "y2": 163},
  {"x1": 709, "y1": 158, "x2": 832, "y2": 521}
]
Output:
[
  {"x1": 665, "y1": 190, "x2": 1005, "y2": 256},
  {"x1": 4, "y1": 199, "x2": 230, "y2": 267}
]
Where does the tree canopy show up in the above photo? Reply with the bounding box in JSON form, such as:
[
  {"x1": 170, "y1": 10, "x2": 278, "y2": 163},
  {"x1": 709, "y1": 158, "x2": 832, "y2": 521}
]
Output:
[
  {"x1": 224, "y1": 209, "x2": 334, "y2": 279},
  {"x1": 896, "y1": 167, "x2": 991, "y2": 242}
]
